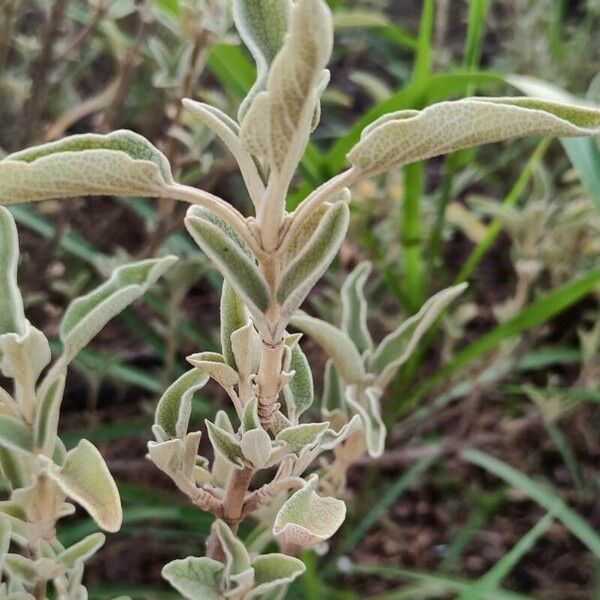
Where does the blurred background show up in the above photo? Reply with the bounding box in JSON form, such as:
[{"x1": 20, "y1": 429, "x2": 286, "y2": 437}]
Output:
[{"x1": 1, "y1": 0, "x2": 600, "y2": 598}]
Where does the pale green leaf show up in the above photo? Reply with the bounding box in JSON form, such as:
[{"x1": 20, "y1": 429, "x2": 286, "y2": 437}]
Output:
[
  {"x1": 283, "y1": 343, "x2": 314, "y2": 420},
  {"x1": 0, "y1": 415, "x2": 33, "y2": 455},
  {"x1": 58, "y1": 532, "x2": 106, "y2": 568},
  {"x1": 0, "y1": 208, "x2": 25, "y2": 335},
  {"x1": 345, "y1": 386, "x2": 385, "y2": 458},
  {"x1": 187, "y1": 352, "x2": 239, "y2": 390},
  {"x1": 240, "y1": 0, "x2": 332, "y2": 179},
  {"x1": 215, "y1": 520, "x2": 252, "y2": 584},
  {"x1": 147, "y1": 438, "x2": 183, "y2": 476},
  {"x1": 246, "y1": 554, "x2": 306, "y2": 599},
  {"x1": 220, "y1": 280, "x2": 249, "y2": 369},
  {"x1": 33, "y1": 374, "x2": 66, "y2": 456},
  {"x1": 0, "y1": 515, "x2": 10, "y2": 570},
  {"x1": 319, "y1": 414, "x2": 363, "y2": 451},
  {"x1": 240, "y1": 428, "x2": 272, "y2": 469},
  {"x1": 241, "y1": 397, "x2": 261, "y2": 432},
  {"x1": 205, "y1": 419, "x2": 245, "y2": 469},
  {"x1": 162, "y1": 557, "x2": 224, "y2": 600},
  {"x1": 341, "y1": 261, "x2": 373, "y2": 354},
  {"x1": 49, "y1": 439, "x2": 122, "y2": 532},
  {"x1": 321, "y1": 360, "x2": 345, "y2": 415},
  {"x1": 3, "y1": 555, "x2": 38, "y2": 585},
  {"x1": 348, "y1": 97, "x2": 600, "y2": 176},
  {"x1": 278, "y1": 201, "x2": 350, "y2": 322},
  {"x1": 275, "y1": 422, "x2": 329, "y2": 455},
  {"x1": 371, "y1": 283, "x2": 468, "y2": 388},
  {"x1": 60, "y1": 255, "x2": 177, "y2": 361},
  {"x1": 231, "y1": 321, "x2": 261, "y2": 380},
  {"x1": 211, "y1": 411, "x2": 236, "y2": 487},
  {"x1": 0, "y1": 130, "x2": 173, "y2": 204},
  {"x1": 155, "y1": 368, "x2": 209, "y2": 439},
  {"x1": 273, "y1": 474, "x2": 346, "y2": 547},
  {"x1": 290, "y1": 312, "x2": 367, "y2": 384}
]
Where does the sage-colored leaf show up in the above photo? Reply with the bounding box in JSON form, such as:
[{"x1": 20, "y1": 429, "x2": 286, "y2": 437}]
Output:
[
  {"x1": 162, "y1": 557, "x2": 224, "y2": 600},
  {"x1": 341, "y1": 261, "x2": 373, "y2": 354},
  {"x1": 234, "y1": 0, "x2": 291, "y2": 120},
  {"x1": 0, "y1": 415, "x2": 33, "y2": 455},
  {"x1": 205, "y1": 419, "x2": 245, "y2": 469},
  {"x1": 348, "y1": 97, "x2": 600, "y2": 176},
  {"x1": 211, "y1": 411, "x2": 236, "y2": 487},
  {"x1": 231, "y1": 322, "x2": 261, "y2": 380},
  {"x1": 0, "y1": 448, "x2": 27, "y2": 489},
  {"x1": 0, "y1": 130, "x2": 173, "y2": 204},
  {"x1": 155, "y1": 369, "x2": 209, "y2": 439},
  {"x1": 240, "y1": 428, "x2": 272, "y2": 469},
  {"x1": 240, "y1": 0, "x2": 332, "y2": 179},
  {"x1": 275, "y1": 422, "x2": 329, "y2": 455},
  {"x1": 147, "y1": 439, "x2": 183, "y2": 476},
  {"x1": 58, "y1": 532, "x2": 105, "y2": 568},
  {"x1": 0, "y1": 515, "x2": 10, "y2": 570},
  {"x1": 345, "y1": 386, "x2": 385, "y2": 458},
  {"x1": 60, "y1": 255, "x2": 177, "y2": 362},
  {"x1": 246, "y1": 554, "x2": 306, "y2": 599},
  {"x1": 290, "y1": 313, "x2": 367, "y2": 384},
  {"x1": 185, "y1": 210, "x2": 270, "y2": 319},
  {"x1": 278, "y1": 201, "x2": 349, "y2": 322},
  {"x1": 49, "y1": 439, "x2": 122, "y2": 532},
  {"x1": 0, "y1": 208, "x2": 25, "y2": 335},
  {"x1": 320, "y1": 414, "x2": 363, "y2": 451},
  {"x1": 283, "y1": 343, "x2": 314, "y2": 421},
  {"x1": 33, "y1": 374, "x2": 66, "y2": 457},
  {"x1": 322, "y1": 360, "x2": 345, "y2": 415},
  {"x1": 220, "y1": 281, "x2": 249, "y2": 369},
  {"x1": 215, "y1": 520, "x2": 253, "y2": 586},
  {"x1": 187, "y1": 352, "x2": 239, "y2": 390},
  {"x1": 273, "y1": 474, "x2": 346, "y2": 548},
  {"x1": 371, "y1": 283, "x2": 468, "y2": 388},
  {"x1": 241, "y1": 397, "x2": 261, "y2": 432},
  {"x1": 3, "y1": 554, "x2": 38, "y2": 585}
]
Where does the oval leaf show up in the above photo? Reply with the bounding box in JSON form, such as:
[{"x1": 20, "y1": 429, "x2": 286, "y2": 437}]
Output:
[
  {"x1": 283, "y1": 343, "x2": 314, "y2": 421},
  {"x1": 0, "y1": 208, "x2": 25, "y2": 335},
  {"x1": 162, "y1": 557, "x2": 224, "y2": 600},
  {"x1": 220, "y1": 281, "x2": 249, "y2": 370},
  {"x1": 247, "y1": 553, "x2": 306, "y2": 599}
]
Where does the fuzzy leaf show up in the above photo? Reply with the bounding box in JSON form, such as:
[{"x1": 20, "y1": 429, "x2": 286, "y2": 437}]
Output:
[
  {"x1": 234, "y1": 0, "x2": 291, "y2": 120},
  {"x1": 0, "y1": 130, "x2": 173, "y2": 204},
  {"x1": 240, "y1": 428, "x2": 272, "y2": 469},
  {"x1": 0, "y1": 515, "x2": 10, "y2": 570},
  {"x1": 205, "y1": 420, "x2": 245, "y2": 469},
  {"x1": 60, "y1": 256, "x2": 177, "y2": 362},
  {"x1": 147, "y1": 439, "x2": 183, "y2": 476},
  {"x1": 187, "y1": 352, "x2": 239, "y2": 390},
  {"x1": 246, "y1": 554, "x2": 306, "y2": 599},
  {"x1": 241, "y1": 397, "x2": 261, "y2": 432},
  {"x1": 33, "y1": 375, "x2": 66, "y2": 456},
  {"x1": 49, "y1": 439, "x2": 122, "y2": 532},
  {"x1": 322, "y1": 360, "x2": 345, "y2": 415},
  {"x1": 371, "y1": 283, "x2": 468, "y2": 388},
  {"x1": 231, "y1": 322, "x2": 261, "y2": 380},
  {"x1": 275, "y1": 422, "x2": 329, "y2": 456},
  {"x1": 283, "y1": 343, "x2": 314, "y2": 421},
  {"x1": 345, "y1": 386, "x2": 385, "y2": 458},
  {"x1": 185, "y1": 209, "x2": 270, "y2": 319},
  {"x1": 240, "y1": 0, "x2": 332, "y2": 179},
  {"x1": 348, "y1": 97, "x2": 600, "y2": 176},
  {"x1": 341, "y1": 261, "x2": 373, "y2": 353},
  {"x1": 155, "y1": 368, "x2": 209, "y2": 439},
  {"x1": 0, "y1": 208, "x2": 25, "y2": 335},
  {"x1": 320, "y1": 414, "x2": 363, "y2": 451},
  {"x1": 273, "y1": 475, "x2": 346, "y2": 548},
  {"x1": 162, "y1": 557, "x2": 224, "y2": 600},
  {"x1": 0, "y1": 415, "x2": 33, "y2": 455},
  {"x1": 211, "y1": 411, "x2": 236, "y2": 486},
  {"x1": 277, "y1": 201, "x2": 349, "y2": 322},
  {"x1": 59, "y1": 532, "x2": 105, "y2": 568},
  {"x1": 3, "y1": 555, "x2": 38, "y2": 584},
  {"x1": 290, "y1": 313, "x2": 367, "y2": 384},
  {"x1": 215, "y1": 520, "x2": 253, "y2": 587},
  {"x1": 220, "y1": 281, "x2": 249, "y2": 369}
]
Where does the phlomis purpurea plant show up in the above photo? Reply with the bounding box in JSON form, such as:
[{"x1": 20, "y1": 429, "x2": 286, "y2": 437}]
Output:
[{"x1": 2, "y1": 1, "x2": 600, "y2": 598}]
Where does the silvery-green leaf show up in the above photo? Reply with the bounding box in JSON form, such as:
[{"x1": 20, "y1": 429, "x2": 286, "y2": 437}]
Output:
[
  {"x1": 155, "y1": 369, "x2": 209, "y2": 439},
  {"x1": 182, "y1": 431, "x2": 202, "y2": 479},
  {"x1": 320, "y1": 414, "x2": 363, "y2": 451},
  {"x1": 246, "y1": 554, "x2": 306, "y2": 600},
  {"x1": 185, "y1": 209, "x2": 270, "y2": 320},
  {"x1": 322, "y1": 360, "x2": 345, "y2": 415},
  {"x1": 345, "y1": 386, "x2": 385, "y2": 458},
  {"x1": 348, "y1": 97, "x2": 600, "y2": 176},
  {"x1": 371, "y1": 283, "x2": 468, "y2": 388},
  {"x1": 48, "y1": 439, "x2": 122, "y2": 532},
  {"x1": 147, "y1": 439, "x2": 183, "y2": 476},
  {"x1": 240, "y1": 0, "x2": 333, "y2": 181},
  {"x1": 162, "y1": 557, "x2": 224, "y2": 600},
  {"x1": 0, "y1": 130, "x2": 173, "y2": 204},
  {"x1": 0, "y1": 515, "x2": 10, "y2": 570},
  {"x1": 33, "y1": 374, "x2": 66, "y2": 457},
  {"x1": 3, "y1": 555, "x2": 38, "y2": 585},
  {"x1": 60, "y1": 255, "x2": 177, "y2": 362},
  {"x1": 341, "y1": 261, "x2": 373, "y2": 354},
  {"x1": 277, "y1": 201, "x2": 349, "y2": 322},
  {"x1": 187, "y1": 352, "x2": 239, "y2": 390},
  {"x1": 231, "y1": 322, "x2": 261, "y2": 380},
  {"x1": 205, "y1": 419, "x2": 245, "y2": 469},
  {"x1": 0, "y1": 416, "x2": 32, "y2": 455},
  {"x1": 273, "y1": 474, "x2": 345, "y2": 548},
  {"x1": 270, "y1": 410, "x2": 293, "y2": 437},
  {"x1": 58, "y1": 532, "x2": 105, "y2": 568},
  {"x1": 275, "y1": 422, "x2": 328, "y2": 456},
  {"x1": 211, "y1": 411, "x2": 236, "y2": 486},
  {"x1": 282, "y1": 203, "x2": 330, "y2": 267},
  {"x1": 290, "y1": 313, "x2": 367, "y2": 384},
  {"x1": 241, "y1": 397, "x2": 261, "y2": 432},
  {"x1": 220, "y1": 281, "x2": 249, "y2": 369},
  {"x1": 234, "y1": 0, "x2": 291, "y2": 120},
  {"x1": 0, "y1": 448, "x2": 27, "y2": 489},
  {"x1": 215, "y1": 520, "x2": 253, "y2": 587},
  {"x1": 283, "y1": 343, "x2": 314, "y2": 421},
  {"x1": 0, "y1": 208, "x2": 24, "y2": 336},
  {"x1": 241, "y1": 428, "x2": 272, "y2": 469}
]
